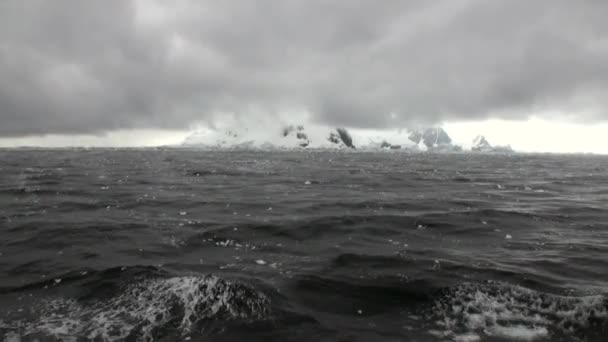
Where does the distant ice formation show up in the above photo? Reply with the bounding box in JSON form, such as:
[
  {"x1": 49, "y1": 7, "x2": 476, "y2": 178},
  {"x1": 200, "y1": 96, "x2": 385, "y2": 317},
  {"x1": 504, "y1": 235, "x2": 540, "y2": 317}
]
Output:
[
  {"x1": 182, "y1": 124, "x2": 361, "y2": 150},
  {"x1": 408, "y1": 127, "x2": 451, "y2": 148},
  {"x1": 471, "y1": 135, "x2": 513, "y2": 153},
  {"x1": 182, "y1": 124, "x2": 512, "y2": 153}
]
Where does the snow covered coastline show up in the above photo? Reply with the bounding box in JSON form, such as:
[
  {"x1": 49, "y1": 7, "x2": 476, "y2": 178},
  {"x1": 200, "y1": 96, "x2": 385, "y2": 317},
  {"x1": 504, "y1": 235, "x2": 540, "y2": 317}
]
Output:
[{"x1": 182, "y1": 124, "x2": 513, "y2": 153}]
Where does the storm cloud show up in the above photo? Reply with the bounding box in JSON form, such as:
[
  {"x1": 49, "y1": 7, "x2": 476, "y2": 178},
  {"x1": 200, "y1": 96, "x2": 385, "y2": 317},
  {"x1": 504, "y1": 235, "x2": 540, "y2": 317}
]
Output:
[{"x1": 1, "y1": 0, "x2": 608, "y2": 136}]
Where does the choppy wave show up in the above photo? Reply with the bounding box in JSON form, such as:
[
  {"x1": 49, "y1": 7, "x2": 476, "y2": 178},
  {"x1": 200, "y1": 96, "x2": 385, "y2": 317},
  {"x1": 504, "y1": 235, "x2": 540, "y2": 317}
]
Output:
[
  {"x1": 1, "y1": 150, "x2": 607, "y2": 341},
  {"x1": 0, "y1": 274, "x2": 271, "y2": 341},
  {"x1": 429, "y1": 281, "x2": 608, "y2": 341}
]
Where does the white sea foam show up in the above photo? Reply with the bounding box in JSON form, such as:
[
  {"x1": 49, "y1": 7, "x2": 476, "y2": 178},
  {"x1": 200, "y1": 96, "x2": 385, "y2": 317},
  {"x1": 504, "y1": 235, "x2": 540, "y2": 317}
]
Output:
[
  {"x1": 0, "y1": 276, "x2": 270, "y2": 341},
  {"x1": 453, "y1": 332, "x2": 481, "y2": 342},
  {"x1": 431, "y1": 282, "x2": 607, "y2": 341},
  {"x1": 487, "y1": 325, "x2": 548, "y2": 341}
]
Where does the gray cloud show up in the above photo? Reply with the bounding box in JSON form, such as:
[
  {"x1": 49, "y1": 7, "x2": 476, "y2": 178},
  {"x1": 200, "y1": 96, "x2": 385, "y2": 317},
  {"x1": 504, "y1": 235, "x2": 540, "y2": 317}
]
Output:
[{"x1": 1, "y1": 0, "x2": 608, "y2": 136}]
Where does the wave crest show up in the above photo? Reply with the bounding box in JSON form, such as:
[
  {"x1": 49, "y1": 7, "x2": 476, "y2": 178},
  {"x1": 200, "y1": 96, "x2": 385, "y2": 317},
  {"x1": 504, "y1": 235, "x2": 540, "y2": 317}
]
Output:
[
  {"x1": 431, "y1": 282, "x2": 607, "y2": 341},
  {"x1": 1, "y1": 275, "x2": 271, "y2": 341}
]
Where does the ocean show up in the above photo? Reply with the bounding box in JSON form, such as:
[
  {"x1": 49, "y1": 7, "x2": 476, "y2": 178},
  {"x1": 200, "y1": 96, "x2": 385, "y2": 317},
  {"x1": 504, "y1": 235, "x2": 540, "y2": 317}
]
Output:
[{"x1": 0, "y1": 149, "x2": 606, "y2": 341}]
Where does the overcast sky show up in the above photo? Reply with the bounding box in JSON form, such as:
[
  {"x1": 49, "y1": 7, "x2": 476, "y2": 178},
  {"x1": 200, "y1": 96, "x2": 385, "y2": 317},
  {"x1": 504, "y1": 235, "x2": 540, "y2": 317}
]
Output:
[{"x1": 1, "y1": 1, "x2": 608, "y2": 149}]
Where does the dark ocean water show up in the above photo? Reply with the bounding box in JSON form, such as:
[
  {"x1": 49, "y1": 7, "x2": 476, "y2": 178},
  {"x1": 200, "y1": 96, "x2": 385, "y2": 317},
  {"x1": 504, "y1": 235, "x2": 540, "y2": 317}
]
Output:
[{"x1": 0, "y1": 149, "x2": 607, "y2": 342}]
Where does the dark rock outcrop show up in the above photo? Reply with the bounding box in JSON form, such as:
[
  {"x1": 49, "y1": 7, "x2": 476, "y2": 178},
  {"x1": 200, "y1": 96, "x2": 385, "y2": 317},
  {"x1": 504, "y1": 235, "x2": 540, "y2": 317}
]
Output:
[
  {"x1": 328, "y1": 132, "x2": 341, "y2": 144},
  {"x1": 336, "y1": 128, "x2": 355, "y2": 148},
  {"x1": 408, "y1": 130, "x2": 423, "y2": 145},
  {"x1": 408, "y1": 128, "x2": 452, "y2": 148},
  {"x1": 327, "y1": 128, "x2": 355, "y2": 148},
  {"x1": 380, "y1": 141, "x2": 401, "y2": 150},
  {"x1": 471, "y1": 135, "x2": 513, "y2": 153},
  {"x1": 472, "y1": 135, "x2": 491, "y2": 151},
  {"x1": 282, "y1": 125, "x2": 310, "y2": 147}
]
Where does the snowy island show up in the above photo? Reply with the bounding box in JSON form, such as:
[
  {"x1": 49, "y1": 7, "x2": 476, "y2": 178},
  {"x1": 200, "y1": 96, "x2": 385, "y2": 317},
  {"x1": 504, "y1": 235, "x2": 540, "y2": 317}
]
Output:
[{"x1": 182, "y1": 124, "x2": 513, "y2": 153}]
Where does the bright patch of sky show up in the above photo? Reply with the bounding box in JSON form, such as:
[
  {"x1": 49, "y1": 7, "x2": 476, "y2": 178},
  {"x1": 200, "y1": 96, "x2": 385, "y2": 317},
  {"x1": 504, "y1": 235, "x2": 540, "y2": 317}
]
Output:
[{"x1": 445, "y1": 118, "x2": 608, "y2": 154}]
